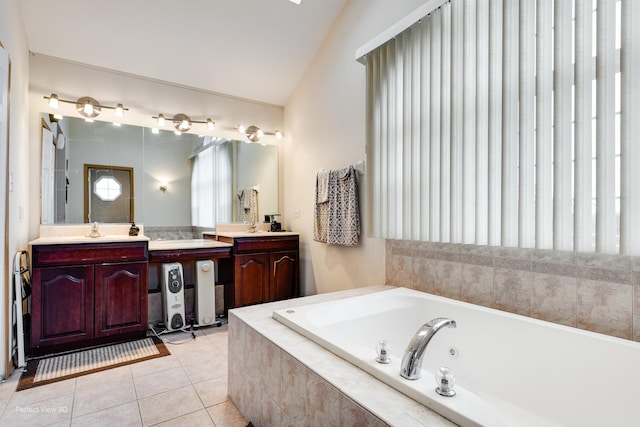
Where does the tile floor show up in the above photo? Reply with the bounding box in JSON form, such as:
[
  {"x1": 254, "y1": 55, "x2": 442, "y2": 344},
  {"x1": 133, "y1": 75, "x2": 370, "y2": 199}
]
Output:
[{"x1": 0, "y1": 324, "x2": 249, "y2": 427}]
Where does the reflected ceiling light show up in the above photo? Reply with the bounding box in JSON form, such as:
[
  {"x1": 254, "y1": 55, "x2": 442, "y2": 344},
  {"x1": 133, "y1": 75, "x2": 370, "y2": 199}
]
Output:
[
  {"x1": 43, "y1": 94, "x2": 128, "y2": 119},
  {"x1": 246, "y1": 125, "x2": 262, "y2": 142},
  {"x1": 152, "y1": 128, "x2": 160, "y2": 134},
  {"x1": 289, "y1": 0, "x2": 302, "y2": 4}
]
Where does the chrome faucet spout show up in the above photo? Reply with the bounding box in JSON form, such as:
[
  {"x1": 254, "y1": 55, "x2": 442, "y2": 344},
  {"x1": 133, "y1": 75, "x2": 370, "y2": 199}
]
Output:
[{"x1": 400, "y1": 317, "x2": 456, "y2": 380}]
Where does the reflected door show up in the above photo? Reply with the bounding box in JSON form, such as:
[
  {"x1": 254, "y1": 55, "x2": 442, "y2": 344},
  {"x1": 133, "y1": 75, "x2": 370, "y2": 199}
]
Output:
[{"x1": 84, "y1": 164, "x2": 134, "y2": 223}]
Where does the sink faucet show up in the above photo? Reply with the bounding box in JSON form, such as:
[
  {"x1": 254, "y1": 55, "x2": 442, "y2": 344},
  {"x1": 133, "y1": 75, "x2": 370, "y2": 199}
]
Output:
[{"x1": 400, "y1": 317, "x2": 456, "y2": 380}]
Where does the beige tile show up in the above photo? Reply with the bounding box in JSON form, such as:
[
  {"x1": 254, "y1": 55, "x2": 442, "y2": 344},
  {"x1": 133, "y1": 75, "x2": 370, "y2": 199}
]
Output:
[
  {"x1": 259, "y1": 338, "x2": 281, "y2": 402},
  {"x1": 460, "y1": 264, "x2": 494, "y2": 308},
  {"x1": 129, "y1": 353, "x2": 181, "y2": 378},
  {"x1": 531, "y1": 273, "x2": 577, "y2": 327},
  {"x1": 412, "y1": 257, "x2": 436, "y2": 293},
  {"x1": 261, "y1": 397, "x2": 288, "y2": 427},
  {"x1": 387, "y1": 253, "x2": 413, "y2": 287},
  {"x1": 280, "y1": 352, "x2": 307, "y2": 422},
  {"x1": 435, "y1": 260, "x2": 462, "y2": 299},
  {"x1": 153, "y1": 408, "x2": 214, "y2": 427},
  {"x1": 193, "y1": 375, "x2": 228, "y2": 407},
  {"x1": 494, "y1": 268, "x2": 533, "y2": 317},
  {"x1": 577, "y1": 279, "x2": 633, "y2": 339},
  {"x1": 339, "y1": 394, "x2": 386, "y2": 427},
  {"x1": 133, "y1": 365, "x2": 191, "y2": 399},
  {"x1": 635, "y1": 284, "x2": 640, "y2": 342},
  {"x1": 73, "y1": 372, "x2": 137, "y2": 417},
  {"x1": 207, "y1": 400, "x2": 248, "y2": 427},
  {"x1": 71, "y1": 400, "x2": 141, "y2": 427},
  {"x1": 138, "y1": 385, "x2": 203, "y2": 426},
  {"x1": 8, "y1": 377, "x2": 76, "y2": 407},
  {"x1": 1, "y1": 393, "x2": 73, "y2": 427},
  {"x1": 183, "y1": 355, "x2": 228, "y2": 384},
  {"x1": 305, "y1": 369, "x2": 339, "y2": 427}
]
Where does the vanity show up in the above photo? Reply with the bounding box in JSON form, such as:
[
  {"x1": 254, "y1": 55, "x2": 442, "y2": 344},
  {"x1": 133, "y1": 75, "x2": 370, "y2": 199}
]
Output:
[
  {"x1": 207, "y1": 227, "x2": 300, "y2": 309},
  {"x1": 29, "y1": 226, "x2": 151, "y2": 356}
]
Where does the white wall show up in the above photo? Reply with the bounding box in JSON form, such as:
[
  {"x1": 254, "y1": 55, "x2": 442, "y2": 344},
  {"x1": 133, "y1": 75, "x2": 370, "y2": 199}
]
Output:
[
  {"x1": 0, "y1": 0, "x2": 32, "y2": 378},
  {"x1": 283, "y1": 0, "x2": 426, "y2": 295}
]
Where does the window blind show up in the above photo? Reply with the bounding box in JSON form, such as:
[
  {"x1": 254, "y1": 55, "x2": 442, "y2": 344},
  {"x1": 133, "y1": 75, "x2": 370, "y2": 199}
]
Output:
[{"x1": 365, "y1": 0, "x2": 637, "y2": 254}]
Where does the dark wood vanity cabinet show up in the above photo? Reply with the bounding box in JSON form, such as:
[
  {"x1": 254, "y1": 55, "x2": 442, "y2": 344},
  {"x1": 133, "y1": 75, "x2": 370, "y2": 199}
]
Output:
[
  {"x1": 219, "y1": 235, "x2": 299, "y2": 308},
  {"x1": 30, "y1": 241, "x2": 148, "y2": 355}
]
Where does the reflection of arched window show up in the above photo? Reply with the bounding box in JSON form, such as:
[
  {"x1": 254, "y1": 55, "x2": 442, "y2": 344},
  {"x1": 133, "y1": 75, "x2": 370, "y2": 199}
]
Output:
[{"x1": 94, "y1": 176, "x2": 122, "y2": 201}]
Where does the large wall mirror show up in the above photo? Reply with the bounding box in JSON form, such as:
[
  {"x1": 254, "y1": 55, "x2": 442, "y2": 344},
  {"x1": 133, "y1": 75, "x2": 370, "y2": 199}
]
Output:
[{"x1": 40, "y1": 114, "x2": 279, "y2": 234}]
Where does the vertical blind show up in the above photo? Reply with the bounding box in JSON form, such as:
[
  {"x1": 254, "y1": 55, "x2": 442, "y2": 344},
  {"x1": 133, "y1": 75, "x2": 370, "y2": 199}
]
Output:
[
  {"x1": 365, "y1": 0, "x2": 640, "y2": 255},
  {"x1": 191, "y1": 139, "x2": 232, "y2": 228}
]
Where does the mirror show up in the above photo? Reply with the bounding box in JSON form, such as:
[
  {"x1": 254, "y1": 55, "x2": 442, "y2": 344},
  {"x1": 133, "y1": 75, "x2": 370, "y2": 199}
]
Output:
[{"x1": 40, "y1": 114, "x2": 279, "y2": 234}]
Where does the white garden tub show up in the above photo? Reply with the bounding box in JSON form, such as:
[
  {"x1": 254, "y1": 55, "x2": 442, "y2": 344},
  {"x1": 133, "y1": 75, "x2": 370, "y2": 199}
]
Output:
[{"x1": 272, "y1": 287, "x2": 640, "y2": 427}]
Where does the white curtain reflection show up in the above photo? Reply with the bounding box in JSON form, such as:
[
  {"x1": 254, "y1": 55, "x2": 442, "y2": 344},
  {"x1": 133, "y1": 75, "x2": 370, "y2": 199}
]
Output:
[{"x1": 191, "y1": 137, "x2": 232, "y2": 227}]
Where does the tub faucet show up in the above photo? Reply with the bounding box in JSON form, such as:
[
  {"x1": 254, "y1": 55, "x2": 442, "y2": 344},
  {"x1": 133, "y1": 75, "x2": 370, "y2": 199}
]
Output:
[{"x1": 400, "y1": 317, "x2": 456, "y2": 380}]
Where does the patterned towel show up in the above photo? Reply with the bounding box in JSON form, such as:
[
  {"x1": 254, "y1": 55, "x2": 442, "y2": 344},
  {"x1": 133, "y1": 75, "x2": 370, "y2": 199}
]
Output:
[
  {"x1": 314, "y1": 170, "x2": 330, "y2": 242},
  {"x1": 314, "y1": 166, "x2": 360, "y2": 246},
  {"x1": 237, "y1": 188, "x2": 258, "y2": 225}
]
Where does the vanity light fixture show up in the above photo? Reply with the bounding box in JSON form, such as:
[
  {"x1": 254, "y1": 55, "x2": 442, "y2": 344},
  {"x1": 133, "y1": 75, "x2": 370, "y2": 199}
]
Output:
[
  {"x1": 153, "y1": 113, "x2": 216, "y2": 133},
  {"x1": 43, "y1": 94, "x2": 129, "y2": 119},
  {"x1": 236, "y1": 124, "x2": 284, "y2": 142}
]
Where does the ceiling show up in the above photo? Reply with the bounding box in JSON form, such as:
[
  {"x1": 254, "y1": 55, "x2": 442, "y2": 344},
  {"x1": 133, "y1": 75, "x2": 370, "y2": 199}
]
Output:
[{"x1": 18, "y1": 0, "x2": 348, "y2": 106}]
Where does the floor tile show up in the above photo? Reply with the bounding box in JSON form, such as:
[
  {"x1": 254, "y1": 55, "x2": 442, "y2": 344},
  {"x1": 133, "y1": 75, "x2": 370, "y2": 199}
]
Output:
[
  {"x1": 138, "y1": 384, "x2": 203, "y2": 426},
  {"x1": 207, "y1": 400, "x2": 248, "y2": 427},
  {"x1": 71, "y1": 400, "x2": 142, "y2": 427},
  {"x1": 0, "y1": 329, "x2": 245, "y2": 426}
]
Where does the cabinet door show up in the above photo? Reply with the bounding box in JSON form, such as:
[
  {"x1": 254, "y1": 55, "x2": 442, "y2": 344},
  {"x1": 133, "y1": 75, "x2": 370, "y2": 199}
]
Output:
[
  {"x1": 270, "y1": 250, "x2": 299, "y2": 302},
  {"x1": 31, "y1": 265, "x2": 94, "y2": 349},
  {"x1": 234, "y1": 253, "x2": 269, "y2": 307},
  {"x1": 94, "y1": 262, "x2": 148, "y2": 337}
]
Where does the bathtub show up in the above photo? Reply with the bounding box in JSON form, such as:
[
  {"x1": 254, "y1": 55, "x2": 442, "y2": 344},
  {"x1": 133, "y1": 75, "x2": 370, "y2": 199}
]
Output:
[{"x1": 272, "y1": 287, "x2": 640, "y2": 427}]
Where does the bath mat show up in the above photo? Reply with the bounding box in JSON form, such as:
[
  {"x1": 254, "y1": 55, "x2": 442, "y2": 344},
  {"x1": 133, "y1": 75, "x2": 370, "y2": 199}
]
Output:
[{"x1": 16, "y1": 337, "x2": 170, "y2": 391}]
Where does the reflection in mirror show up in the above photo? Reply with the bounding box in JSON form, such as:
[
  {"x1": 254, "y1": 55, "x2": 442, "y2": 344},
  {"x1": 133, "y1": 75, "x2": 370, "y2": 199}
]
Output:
[{"x1": 40, "y1": 114, "x2": 279, "y2": 238}]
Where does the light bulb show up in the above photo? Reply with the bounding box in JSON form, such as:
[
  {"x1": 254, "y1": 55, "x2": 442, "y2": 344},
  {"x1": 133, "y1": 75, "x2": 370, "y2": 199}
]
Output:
[
  {"x1": 83, "y1": 102, "x2": 94, "y2": 116},
  {"x1": 275, "y1": 130, "x2": 283, "y2": 139},
  {"x1": 180, "y1": 119, "x2": 190, "y2": 131},
  {"x1": 115, "y1": 103, "x2": 124, "y2": 117},
  {"x1": 48, "y1": 94, "x2": 59, "y2": 109},
  {"x1": 238, "y1": 124, "x2": 246, "y2": 133},
  {"x1": 257, "y1": 128, "x2": 264, "y2": 138},
  {"x1": 207, "y1": 119, "x2": 215, "y2": 130},
  {"x1": 157, "y1": 114, "x2": 165, "y2": 126}
]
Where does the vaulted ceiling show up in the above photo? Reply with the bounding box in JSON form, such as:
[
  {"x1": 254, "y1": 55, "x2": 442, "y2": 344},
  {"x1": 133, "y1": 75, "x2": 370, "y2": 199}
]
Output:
[{"x1": 18, "y1": 0, "x2": 348, "y2": 106}]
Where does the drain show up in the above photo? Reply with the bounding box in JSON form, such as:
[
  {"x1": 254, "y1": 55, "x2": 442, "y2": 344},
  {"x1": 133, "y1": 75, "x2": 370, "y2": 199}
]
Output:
[{"x1": 448, "y1": 346, "x2": 459, "y2": 357}]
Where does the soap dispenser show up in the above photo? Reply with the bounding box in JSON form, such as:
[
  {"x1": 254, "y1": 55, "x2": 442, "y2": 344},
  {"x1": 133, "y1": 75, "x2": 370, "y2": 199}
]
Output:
[{"x1": 129, "y1": 222, "x2": 140, "y2": 236}]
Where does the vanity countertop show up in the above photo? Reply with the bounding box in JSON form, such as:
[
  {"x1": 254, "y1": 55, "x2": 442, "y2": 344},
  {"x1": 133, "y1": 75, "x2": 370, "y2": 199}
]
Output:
[
  {"x1": 204, "y1": 231, "x2": 300, "y2": 239},
  {"x1": 29, "y1": 235, "x2": 150, "y2": 245},
  {"x1": 148, "y1": 238, "x2": 232, "y2": 251}
]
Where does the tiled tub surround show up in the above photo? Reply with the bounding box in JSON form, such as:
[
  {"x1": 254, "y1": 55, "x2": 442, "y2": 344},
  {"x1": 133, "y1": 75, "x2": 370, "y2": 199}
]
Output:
[
  {"x1": 386, "y1": 240, "x2": 640, "y2": 341},
  {"x1": 272, "y1": 287, "x2": 640, "y2": 426},
  {"x1": 228, "y1": 287, "x2": 456, "y2": 427}
]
